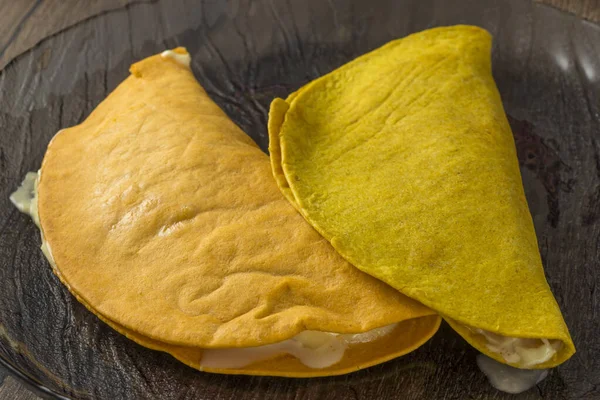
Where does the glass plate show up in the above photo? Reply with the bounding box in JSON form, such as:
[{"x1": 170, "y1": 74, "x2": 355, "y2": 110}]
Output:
[{"x1": 0, "y1": 0, "x2": 598, "y2": 398}]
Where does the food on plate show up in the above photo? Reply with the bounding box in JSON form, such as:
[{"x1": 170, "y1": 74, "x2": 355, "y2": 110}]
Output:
[
  {"x1": 10, "y1": 48, "x2": 440, "y2": 377},
  {"x1": 268, "y1": 25, "x2": 575, "y2": 370}
]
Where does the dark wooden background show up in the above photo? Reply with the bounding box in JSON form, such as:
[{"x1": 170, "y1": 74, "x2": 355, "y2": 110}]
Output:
[{"x1": 0, "y1": 0, "x2": 598, "y2": 399}]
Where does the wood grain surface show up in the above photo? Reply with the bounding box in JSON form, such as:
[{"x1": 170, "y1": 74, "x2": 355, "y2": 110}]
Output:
[
  {"x1": 541, "y1": 0, "x2": 600, "y2": 20},
  {"x1": 0, "y1": 0, "x2": 598, "y2": 70},
  {"x1": 0, "y1": 0, "x2": 143, "y2": 71},
  {"x1": 0, "y1": 0, "x2": 598, "y2": 399}
]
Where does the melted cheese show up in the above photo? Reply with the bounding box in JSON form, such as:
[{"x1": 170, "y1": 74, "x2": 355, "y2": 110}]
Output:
[
  {"x1": 9, "y1": 171, "x2": 39, "y2": 227},
  {"x1": 201, "y1": 324, "x2": 398, "y2": 369},
  {"x1": 160, "y1": 50, "x2": 191, "y2": 67},
  {"x1": 477, "y1": 354, "x2": 548, "y2": 394},
  {"x1": 476, "y1": 329, "x2": 561, "y2": 368}
]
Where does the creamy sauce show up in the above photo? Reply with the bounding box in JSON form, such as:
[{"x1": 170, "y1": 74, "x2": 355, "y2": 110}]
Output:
[
  {"x1": 11, "y1": 171, "x2": 397, "y2": 369},
  {"x1": 160, "y1": 50, "x2": 191, "y2": 67},
  {"x1": 477, "y1": 354, "x2": 548, "y2": 394},
  {"x1": 475, "y1": 329, "x2": 561, "y2": 368}
]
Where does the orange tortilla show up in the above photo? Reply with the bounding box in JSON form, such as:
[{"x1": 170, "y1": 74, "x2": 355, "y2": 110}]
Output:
[{"x1": 35, "y1": 48, "x2": 440, "y2": 376}]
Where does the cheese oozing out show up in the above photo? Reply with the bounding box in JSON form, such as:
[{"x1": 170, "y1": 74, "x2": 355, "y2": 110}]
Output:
[
  {"x1": 473, "y1": 328, "x2": 561, "y2": 368},
  {"x1": 10, "y1": 171, "x2": 397, "y2": 369},
  {"x1": 9, "y1": 171, "x2": 39, "y2": 227},
  {"x1": 477, "y1": 354, "x2": 549, "y2": 394},
  {"x1": 467, "y1": 326, "x2": 561, "y2": 393},
  {"x1": 201, "y1": 323, "x2": 397, "y2": 369},
  {"x1": 160, "y1": 50, "x2": 191, "y2": 67}
]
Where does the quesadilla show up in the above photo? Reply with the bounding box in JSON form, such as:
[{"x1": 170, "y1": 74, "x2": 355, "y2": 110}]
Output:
[
  {"x1": 10, "y1": 48, "x2": 440, "y2": 377},
  {"x1": 268, "y1": 26, "x2": 575, "y2": 369}
]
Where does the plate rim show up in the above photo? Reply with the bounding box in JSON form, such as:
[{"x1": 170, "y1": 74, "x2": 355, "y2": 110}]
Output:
[{"x1": 0, "y1": 355, "x2": 70, "y2": 400}]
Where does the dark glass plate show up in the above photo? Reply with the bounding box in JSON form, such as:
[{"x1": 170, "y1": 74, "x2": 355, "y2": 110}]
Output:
[{"x1": 0, "y1": 0, "x2": 598, "y2": 399}]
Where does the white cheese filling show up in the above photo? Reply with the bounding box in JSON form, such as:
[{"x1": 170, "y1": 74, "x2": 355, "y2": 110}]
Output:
[
  {"x1": 160, "y1": 50, "x2": 191, "y2": 67},
  {"x1": 201, "y1": 324, "x2": 397, "y2": 369},
  {"x1": 9, "y1": 171, "x2": 39, "y2": 227},
  {"x1": 469, "y1": 327, "x2": 561, "y2": 393},
  {"x1": 10, "y1": 171, "x2": 397, "y2": 369},
  {"x1": 474, "y1": 328, "x2": 561, "y2": 368}
]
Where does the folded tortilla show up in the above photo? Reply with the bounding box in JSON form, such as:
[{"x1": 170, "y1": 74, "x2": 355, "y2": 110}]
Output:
[
  {"x1": 268, "y1": 26, "x2": 575, "y2": 369},
  {"x1": 26, "y1": 48, "x2": 440, "y2": 377}
]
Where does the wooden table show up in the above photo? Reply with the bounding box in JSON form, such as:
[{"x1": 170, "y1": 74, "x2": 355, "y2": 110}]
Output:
[{"x1": 0, "y1": 0, "x2": 597, "y2": 399}]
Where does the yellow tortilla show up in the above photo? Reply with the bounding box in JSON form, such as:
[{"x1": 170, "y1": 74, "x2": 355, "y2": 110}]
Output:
[
  {"x1": 268, "y1": 26, "x2": 575, "y2": 369},
  {"x1": 36, "y1": 48, "x2": 440, "y2": 376}
]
